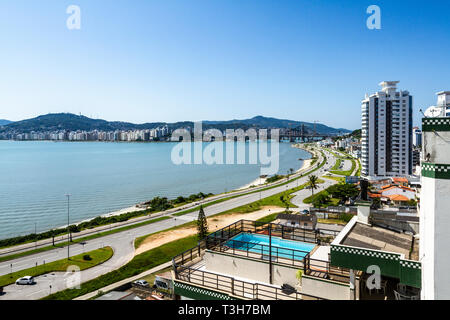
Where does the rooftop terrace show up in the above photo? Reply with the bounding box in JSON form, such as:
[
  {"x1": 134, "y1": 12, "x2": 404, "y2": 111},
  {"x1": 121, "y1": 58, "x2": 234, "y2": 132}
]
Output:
[
  {"x1": 172, "y1": 219, "x2": 349, "y2": 300},
  {"x1": 342, "y1": 222, "x2": 414, "y2": 258}
]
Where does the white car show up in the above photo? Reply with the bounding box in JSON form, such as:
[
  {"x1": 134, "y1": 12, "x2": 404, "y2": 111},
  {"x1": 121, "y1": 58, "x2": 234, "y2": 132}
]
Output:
[
  {"x1": 134, "y1": 280, "x2": 149, "y2": 287},
  {"x1": 16, "y1": 276, "x2": 35, "y2": 285}
]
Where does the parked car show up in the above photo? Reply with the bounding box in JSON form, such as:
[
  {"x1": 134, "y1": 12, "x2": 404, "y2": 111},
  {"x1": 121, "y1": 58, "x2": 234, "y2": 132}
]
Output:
[
  {"x1": 15, "y1": 276, "x2": 35, "y2": 285},
  {"x1": 134, "y1": 280, "x2": 149, "y2": 287}
]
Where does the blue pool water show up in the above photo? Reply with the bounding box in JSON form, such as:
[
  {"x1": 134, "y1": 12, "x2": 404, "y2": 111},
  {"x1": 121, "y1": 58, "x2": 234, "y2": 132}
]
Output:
[{"x1": 225, "y1": 233, "x2": 315, "y2": 260}]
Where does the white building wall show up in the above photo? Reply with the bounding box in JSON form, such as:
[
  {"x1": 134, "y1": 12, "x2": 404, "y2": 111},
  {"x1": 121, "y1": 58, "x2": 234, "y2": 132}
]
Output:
[
  {"x1": 420, "y1": 129, "x2": 450, "y2": 300},
  {"x1": 301, "y1": 275, "x2": 351, "y2": 300},
  {"x1": 204, "y1": 251, "x2": 299, "y2": 288}
]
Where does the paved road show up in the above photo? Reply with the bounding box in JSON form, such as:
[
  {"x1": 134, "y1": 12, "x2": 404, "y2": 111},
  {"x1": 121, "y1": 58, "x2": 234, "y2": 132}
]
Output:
[{"x1": 0, "y1": 147, "x2": 338, "y2": 300}]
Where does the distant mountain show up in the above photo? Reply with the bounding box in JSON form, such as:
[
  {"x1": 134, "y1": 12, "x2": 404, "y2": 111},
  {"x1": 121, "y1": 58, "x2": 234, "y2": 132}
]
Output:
[
  {"x1": 204, "y1": 116, "x2": 351, "y2": 135},
  {"x1": 0, "y1": 119, "x2": 12, "y2": 126},
  {"x1": 1, "y1": 113, "x2": 350, "y2": 135},
  {"x1": 349, "y1": 129, "x2": 362, "y2": 139}
]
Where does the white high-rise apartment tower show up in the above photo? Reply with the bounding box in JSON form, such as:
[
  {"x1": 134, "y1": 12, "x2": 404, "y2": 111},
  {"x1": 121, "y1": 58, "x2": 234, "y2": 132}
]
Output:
[{"x1": 361, "y1": 81, "x2": 413, "y2": 178}]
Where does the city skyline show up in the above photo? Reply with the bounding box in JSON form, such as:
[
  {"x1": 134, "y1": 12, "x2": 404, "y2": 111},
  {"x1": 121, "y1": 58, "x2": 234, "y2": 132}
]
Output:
[{"x1": 1, "y1": 0, "x2": 449, "y2": 130}]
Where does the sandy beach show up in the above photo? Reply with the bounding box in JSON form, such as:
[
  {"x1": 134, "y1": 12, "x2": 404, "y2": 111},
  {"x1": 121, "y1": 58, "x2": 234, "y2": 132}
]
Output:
[
  {"x1": 237, "y1": 176, "x2": 268, "y2": 190},
  {"x1": 237, "y1": 149, "x2": 314, "y2": 191},
  {"x1": 296, "y1": 158, "x2": 313, "y2": 173}
]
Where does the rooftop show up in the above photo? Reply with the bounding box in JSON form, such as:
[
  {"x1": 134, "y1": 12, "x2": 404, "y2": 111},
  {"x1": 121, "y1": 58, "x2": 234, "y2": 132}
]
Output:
[
  {"x1": 392, "y1": 177, "x2": 409, "y2": 183},
  {"x1": 341, "y1": 222, "x2": 415, "y2": 259},
  {"x1": 277, "y1": 213, "x2": 317, "y2": 222},
  {"x1": 379, "y1": 81, "x2": 400, "y2": 90},
  {"x1": 387, "y1": 194, "x2": 410, "y2": 202}
]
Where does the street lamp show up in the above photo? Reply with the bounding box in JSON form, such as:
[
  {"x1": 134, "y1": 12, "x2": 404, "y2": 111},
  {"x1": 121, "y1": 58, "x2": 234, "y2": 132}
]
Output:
[
  {"x1": 34, "y1": 222, "x2": 37, "y2": 249},
  {"x1": 269, "y1": 224, "x2": 273, "y2": 285},
  {"x1": 66, "y1": 194, "x2": 71, "y2": 260}
]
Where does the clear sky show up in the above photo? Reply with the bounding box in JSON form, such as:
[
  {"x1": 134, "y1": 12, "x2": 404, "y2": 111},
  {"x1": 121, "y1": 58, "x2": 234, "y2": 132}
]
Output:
[{"x1": 0, "y1": 0, "x2": 449, "y2": 130}]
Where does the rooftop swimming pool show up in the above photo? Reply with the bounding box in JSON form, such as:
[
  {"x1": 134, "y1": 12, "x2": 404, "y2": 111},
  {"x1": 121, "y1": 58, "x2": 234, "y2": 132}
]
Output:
[{"x1": 225, "y1": 233, "x2": 316, "y2": 261}]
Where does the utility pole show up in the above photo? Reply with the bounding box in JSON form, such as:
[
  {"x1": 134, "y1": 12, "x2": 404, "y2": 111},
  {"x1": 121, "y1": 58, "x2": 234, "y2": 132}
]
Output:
[
  {"x1": 269, "y1": 224, "x2": 273, "y2": 285},
  {"x1": 34, "y1": 223, "x2": 37, "y2": 249},
  {"x1": 259, "y1": 164, "x2": 262, "y2": 201},
  {"x1": 66, "y1": 194, "x2": 71, "y2": 260}
]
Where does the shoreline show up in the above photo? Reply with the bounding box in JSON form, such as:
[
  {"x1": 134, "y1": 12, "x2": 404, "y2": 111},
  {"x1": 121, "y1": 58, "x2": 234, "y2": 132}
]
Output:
[
  {"x1": 0, "y1": 142, "x2": 315, "y2": 241},
  {"x1": 237, "y1": 143, "x2": 314, "y2": 190}
]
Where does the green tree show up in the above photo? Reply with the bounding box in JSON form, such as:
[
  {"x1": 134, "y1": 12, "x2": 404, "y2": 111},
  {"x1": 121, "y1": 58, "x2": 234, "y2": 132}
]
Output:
[
  {"x1": 371, "y1": 197, "x2": 381, "y2": 209},
  {"x1": 327, "y1": 184, "x2": 359, "y2": 204},
  {"x1": 196, "y1": 205, "x2": 208, "y2": 241},
  {"x1": 313, "y1": 193, "x2": 329, "y2": 208},
  {"x1": 308, "y1": 175, "x2": 319, "y2": 196}
]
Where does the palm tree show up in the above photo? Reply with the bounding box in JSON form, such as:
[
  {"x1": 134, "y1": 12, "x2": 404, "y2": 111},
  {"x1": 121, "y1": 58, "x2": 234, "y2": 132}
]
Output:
[{"x1": 308, "y1": 175, "x2": 319, "y2": 196}]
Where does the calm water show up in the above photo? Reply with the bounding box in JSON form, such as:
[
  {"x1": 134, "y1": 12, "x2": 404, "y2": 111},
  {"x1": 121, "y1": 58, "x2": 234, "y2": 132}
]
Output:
[{"x1": 0, "y1": 141, "x2": 310, "y2": 239}]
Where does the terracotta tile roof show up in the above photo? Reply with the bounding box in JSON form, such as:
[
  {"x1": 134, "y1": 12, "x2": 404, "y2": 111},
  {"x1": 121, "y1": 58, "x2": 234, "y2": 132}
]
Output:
[
  {"x1": 368, "y1": 192, "x2": 382, "y2": 198},
  {"x1": 387, "y1": 194, "x2": 410, "y2": 201},
  {"x1": 392, "y1": 177, "x2": 409, "y2": 183},
  {"x1": 382, "y1": 185, "x2": 414, "y2": 193}
]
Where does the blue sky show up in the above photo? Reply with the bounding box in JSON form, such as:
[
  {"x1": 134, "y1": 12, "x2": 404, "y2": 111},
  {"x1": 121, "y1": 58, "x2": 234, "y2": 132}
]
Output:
[{"x1": 0, "y1": 0, "x2": 449, "y2": 130}]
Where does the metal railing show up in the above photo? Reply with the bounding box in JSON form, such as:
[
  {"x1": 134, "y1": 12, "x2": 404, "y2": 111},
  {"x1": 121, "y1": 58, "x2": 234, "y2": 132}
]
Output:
[
  {"x1": 171, "y1": 219, "x2": 348, "y2": 299},
  {"x1": 303, "y1": 254, "x2": 351, "y2": 283},
  {"x1": 207, "y1": 220, "x2": 321, "y2": 244},
  {"x1": 213, "y1": 238, "x2": 311, "y2": 267},
  {"x1": 176, "y1": 265, "x2": 324, "y2": 300},
  {"x1": 173, "y1": 219, "x2": 341, "y2": 270}
]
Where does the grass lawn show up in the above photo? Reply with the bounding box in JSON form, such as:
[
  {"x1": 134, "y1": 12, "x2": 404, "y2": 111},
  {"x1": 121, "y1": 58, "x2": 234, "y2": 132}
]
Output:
[
  {"x1": 42, "y1": 235, "x2": 199, "y2": 300},
  {"x1": 303, "y1": 189, "x2": 340, "y2": 207},
  {"x1": 322, "y1": 175, "x2": 345, "y2": 183},
  {"x1": 141, "y1": 266, "x2": 172, "y2": 285},
  {"x1": 330, "y1": 158, "x2": 356, "y2": 176},
  {"x1": 331, "y1": 158, "x2": 342, "y2": 171},
  {"x1": 255, "y1": 212, "x2": 280, "y2": 224},
  {"x1": 356, "y1": 159, "x2": 361, "y2": 177},
  {"x1": 0, "y1": 247, "x2": 113, "y2": 287},
  {"x1": 0, "y1": 216, "x2": 170, "y2": 264}
]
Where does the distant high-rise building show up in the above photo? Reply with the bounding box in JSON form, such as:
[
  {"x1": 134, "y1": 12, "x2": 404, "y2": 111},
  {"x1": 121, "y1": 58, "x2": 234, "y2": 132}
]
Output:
[
  {"x1": 413, "y1": 127, "x2": 422, "y2": 147},
  {"x1": 437, "y1": 91, "x2": 450, "y2": 117},
  {"x1": 361, "y1": 81, "x2": 413, "y2": 178}
]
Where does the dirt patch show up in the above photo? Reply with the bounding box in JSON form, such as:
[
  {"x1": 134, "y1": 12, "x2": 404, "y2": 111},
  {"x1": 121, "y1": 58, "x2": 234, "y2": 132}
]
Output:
[{"x1": 134, "y1": 206, "x2": 285, "y2": 255}]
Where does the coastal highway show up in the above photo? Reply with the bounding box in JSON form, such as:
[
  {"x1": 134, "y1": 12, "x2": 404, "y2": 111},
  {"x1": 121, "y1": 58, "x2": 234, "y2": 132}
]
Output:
[{"x1": 0, "y1": 147, "x2": 340, "y2": 300}]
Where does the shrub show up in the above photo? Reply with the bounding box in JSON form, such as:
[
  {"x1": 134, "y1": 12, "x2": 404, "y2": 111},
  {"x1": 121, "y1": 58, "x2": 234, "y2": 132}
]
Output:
[{"x1": 83, "y1": 255, "x2": 92, "y2": 261}]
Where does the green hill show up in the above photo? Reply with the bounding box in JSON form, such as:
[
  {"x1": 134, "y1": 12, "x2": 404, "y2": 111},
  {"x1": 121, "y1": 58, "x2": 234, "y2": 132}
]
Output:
[{"x1": 1, "y1": 113, "x2": 350, "y2": 135}]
